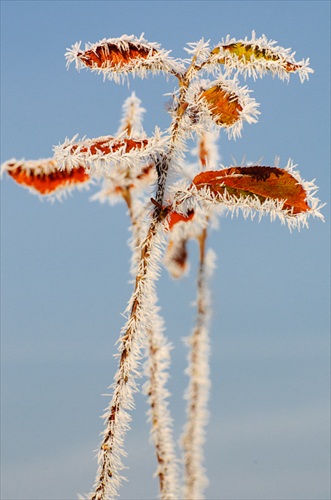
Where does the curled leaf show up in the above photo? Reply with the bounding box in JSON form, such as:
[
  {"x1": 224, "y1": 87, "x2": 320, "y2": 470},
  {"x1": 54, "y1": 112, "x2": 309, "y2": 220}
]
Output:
[{"x1": 1, "y1": 159, "x2": 90, "y2": 198}]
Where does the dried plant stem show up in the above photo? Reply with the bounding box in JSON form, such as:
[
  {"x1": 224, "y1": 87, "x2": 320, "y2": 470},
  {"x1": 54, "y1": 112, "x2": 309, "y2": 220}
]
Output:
[{"x1": 182, "y1": 228, "x2": 212, "y2": 500}]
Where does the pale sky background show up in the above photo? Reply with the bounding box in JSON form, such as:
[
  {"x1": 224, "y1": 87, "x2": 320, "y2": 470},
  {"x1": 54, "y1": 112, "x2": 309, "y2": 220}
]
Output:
[{"x1": 1, "y1": 1, "x2": 330, "y2": 500}]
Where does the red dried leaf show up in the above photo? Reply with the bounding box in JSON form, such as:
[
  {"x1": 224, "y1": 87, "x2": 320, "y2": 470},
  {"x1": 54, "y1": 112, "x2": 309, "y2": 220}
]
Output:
[
  {"x1": 193, "y1": 166, "x2": 310, "y2": 214},
  {"x1": 6, "y1": 161, "x2": 90, "y2": 195}
]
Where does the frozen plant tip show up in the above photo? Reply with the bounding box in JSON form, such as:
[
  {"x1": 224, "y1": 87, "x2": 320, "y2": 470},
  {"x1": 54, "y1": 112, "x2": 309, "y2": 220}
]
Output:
[{"x1": 1, "y1": 33, "x2": 324, "y2": 500}]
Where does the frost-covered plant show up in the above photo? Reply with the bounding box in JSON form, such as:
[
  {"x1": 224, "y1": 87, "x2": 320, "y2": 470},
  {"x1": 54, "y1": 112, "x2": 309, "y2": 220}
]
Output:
[{"x1": 1, "y1": 32, "x2": 324, "y2": 500}]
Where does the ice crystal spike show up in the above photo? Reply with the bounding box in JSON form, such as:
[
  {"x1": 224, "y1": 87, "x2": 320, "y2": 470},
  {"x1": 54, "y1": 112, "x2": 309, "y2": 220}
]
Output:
[
  {"x1": 211, "y1": 32, "x2": 313, "y2": 82},
  {"x1": 1, "y1": 158, "x2": 90, "y2": 199},
  {"x1": 66, "y1": 35, "x2": 182, "y2": 83}
]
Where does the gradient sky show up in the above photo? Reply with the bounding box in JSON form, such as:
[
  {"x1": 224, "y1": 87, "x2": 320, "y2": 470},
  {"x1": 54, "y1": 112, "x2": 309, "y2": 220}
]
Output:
[{"x1": 1, "y1": 1, "x2": 330, "y2": 499}]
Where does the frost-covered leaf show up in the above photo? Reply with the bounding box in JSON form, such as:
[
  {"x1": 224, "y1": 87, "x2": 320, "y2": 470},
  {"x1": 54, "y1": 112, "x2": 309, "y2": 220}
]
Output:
[
  {"x1": 189, "y1": 164, "x2": 324, "y2": 230},
  {"x1": 197, "y1": 78, "x2": 259, "y2": 139},
  {"x1": 1, "y1": 158, "x2": 90, "y2": 199},
  {"x1": 193, "y1": 166, "x2": 310, "y2": 214},
  {"x1": 66, "y1": 34, "x2": 182, "y2": 83},
  {"x1": 210, "y1": 32, "x2": 313, "y2": 82},
  {"x1": 200, "y1": 85, "x2": 242, "y2": 126},
  {"x1": 54, "y1": 133, "x2": 164, "y2": 175}
]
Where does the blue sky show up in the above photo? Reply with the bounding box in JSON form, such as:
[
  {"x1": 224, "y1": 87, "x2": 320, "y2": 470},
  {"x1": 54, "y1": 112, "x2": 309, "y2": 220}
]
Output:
[{"x1": 1, "y1": 1, "x2": 330, "y2": 499}]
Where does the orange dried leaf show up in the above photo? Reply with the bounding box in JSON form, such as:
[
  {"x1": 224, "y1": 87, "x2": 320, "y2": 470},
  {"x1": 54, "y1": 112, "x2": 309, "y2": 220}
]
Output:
[
  {"x1": 5, "y1": 160, "x2": 90, "y2": 196},
  {"x1": 199, "y1": 85, "x2": 243, "y2": 126},
  {"x1": 66, "y1": 35, "x2": 181, "y2": 82},
  {"x1": 168, "y1": 210, "x2": 195, "y2": 230},
  {"x1": 193, "y1": 166, "x2": 310, "y2": 214},
  {"x1": 77, "y1": 41, "x2": 157, "y2": 71},
  {"x1": 70, "y1": 137, "x2": 149, "y2": 156}
]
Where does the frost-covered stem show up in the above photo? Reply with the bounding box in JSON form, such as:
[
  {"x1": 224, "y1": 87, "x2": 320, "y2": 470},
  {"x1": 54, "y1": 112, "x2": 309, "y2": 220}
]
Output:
[
  {"x1": 90, "y1": 215, "x2": 162, "y2": 500},
  {"x1": 144, "y1": 310, "x2": 179, "y2": 499},
  {"x1": 126, "y1": 191, "x2": 179, "y2": 499},
  {"x1": 154, "y1": 62, "x2": 199, "y2": 209},
  {"x1": 90, "y1": 189, "x2": 178, "y2": 499},
  {"x1": 182, "y1": 227, "x2": 212, "y2": 500}
]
